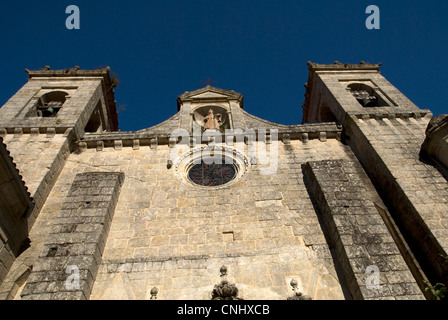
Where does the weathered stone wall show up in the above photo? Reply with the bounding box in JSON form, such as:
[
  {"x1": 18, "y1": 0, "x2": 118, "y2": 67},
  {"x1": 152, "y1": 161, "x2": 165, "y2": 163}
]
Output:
[
  {"x1": 20, "y1": 172, "x2": 124, "y2": 300},
  {"x1": 0, "y1": 138, "x2": 34, "y2": 285},
  {"x1": 304, "y1": 65, "x2": 448, "y2": 288},
  {"x1": 345, "y1": 114, "x2": 448, "y2": 286},
  {"x1": 83, "y1": 139, "x2": 352, "y2": 300},
  {"x1": 422, "y1": 114, "x2": 448, "y2": 172},
  {"x1": 0, "y1": 65, "x2": 438, "y2": 300},
  {"x1": 0, "y1": 68, "x2": 119, "y2": 298},
  {"x1": 303, "y1": 159, "x2": 424, "y2": 300},
  {"x1": 0, "y1": 76, "x2": 112, "y2": 138},
  {"x1": 0, "y1": 133, "x2": 70, "y2": 229},
  {"x1": 8, "y1": 138, "x2": 357, "y2": 300}
]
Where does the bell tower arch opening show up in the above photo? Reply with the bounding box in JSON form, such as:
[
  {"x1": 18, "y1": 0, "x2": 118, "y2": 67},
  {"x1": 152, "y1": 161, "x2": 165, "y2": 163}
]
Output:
[
  {"x1": 35, "y1": 90, "x2": 69, "y2": 117},
  {"x1": 346, "y1": 83, "x2": 388, "y2": 108}
]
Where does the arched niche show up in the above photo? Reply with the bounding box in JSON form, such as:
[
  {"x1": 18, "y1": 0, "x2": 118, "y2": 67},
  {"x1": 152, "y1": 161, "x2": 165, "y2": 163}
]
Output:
[
  {"x1": 347, "y1": 83, "x2": 388, "y2": 108},
  {"x1": 36, "y1": 90, "x2": 69, "y2": 117},
  {"x1": 192, "y1": 105, "x2": 231, "y2": 132}
]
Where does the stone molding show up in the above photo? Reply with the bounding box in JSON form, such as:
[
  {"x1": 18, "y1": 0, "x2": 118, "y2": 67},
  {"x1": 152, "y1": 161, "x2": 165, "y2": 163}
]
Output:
[
  {"x1": 75, "y1": 123, "x2": 342, "y2": 151},
  {"x1": 307, "y1": 61, "x2": 382, "y2": 72}
]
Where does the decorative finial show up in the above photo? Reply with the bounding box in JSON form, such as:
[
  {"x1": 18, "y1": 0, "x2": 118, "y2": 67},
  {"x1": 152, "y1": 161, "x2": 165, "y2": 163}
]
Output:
[
  {"x1": 290, "y1": 278, "x2": 298, "y2": 290},
  {"x1": 211, "y1": 265, "x2": 242, "y2": 300},
  {"x1": 287, "y1": 279, "x2": 312, "y2": 300},
  {"x1": 211, "y1": 280, "x2": 241, "y2": 300},
  {"x1": 220, "y1": 265, "x2": 228, "y2": 277},
  {"x1": 150, "y1": 287, "x2": 159, "y2": 299}
]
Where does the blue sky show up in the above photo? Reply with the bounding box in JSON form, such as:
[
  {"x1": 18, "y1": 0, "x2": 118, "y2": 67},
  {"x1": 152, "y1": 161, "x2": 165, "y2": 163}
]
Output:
[{"x1": 1, "y1": 1, "x2": 446, "y2": 131}]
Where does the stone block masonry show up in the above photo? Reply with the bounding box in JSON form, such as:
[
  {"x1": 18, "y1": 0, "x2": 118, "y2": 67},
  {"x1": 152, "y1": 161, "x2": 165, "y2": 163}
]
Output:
[
  {"x1": 83, "y1": 140, "x2": 351, "y2": 300},
  {"x1": 303, "y1": 159, "x2": 424, "y2": 300},
  {"x1": 2, "y1": 64, "x2": 442, "y2": 300},
  {"x1": 20, "y1": 172, "x2": 124, "y2": 300},
  {"x1": 1, "y1": 133, "x2": 71, "y2": 230},
  {"x1": 303, "y1": 63, "x2": 448, "y2": 292},
  {"x1": 0, "y1": 138, "x2": 34, "y2": 285},
  {"x1": 347, "y1": 115, "x2": 448, "y2": 286}
]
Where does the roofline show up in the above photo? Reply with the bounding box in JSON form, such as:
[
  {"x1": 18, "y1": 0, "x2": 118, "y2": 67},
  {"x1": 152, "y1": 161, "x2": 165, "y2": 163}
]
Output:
[
  {"x1": 307, "y1": 61, "x2": 382, "y2": 72},
  {"x1": 25, "y1": 66, "x2": 112, "y2": 78},
  {"x1": 177, "y1": 85, "x2": 244, "y2": 110}
]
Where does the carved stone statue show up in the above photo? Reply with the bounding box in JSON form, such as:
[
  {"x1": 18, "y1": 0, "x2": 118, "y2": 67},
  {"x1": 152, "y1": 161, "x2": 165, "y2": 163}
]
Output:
[{"x1": 203, "y1": 109, "x2": 222, "y2": 130}]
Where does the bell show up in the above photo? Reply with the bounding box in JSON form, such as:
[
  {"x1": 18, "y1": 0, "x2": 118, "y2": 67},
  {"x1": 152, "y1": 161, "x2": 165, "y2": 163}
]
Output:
[
  {"x1": 42, "y1": 106, "x2": 55, "y2": 117},
  {"x1": 358, "y1": 98, "x2": 377, "y2": 108}
]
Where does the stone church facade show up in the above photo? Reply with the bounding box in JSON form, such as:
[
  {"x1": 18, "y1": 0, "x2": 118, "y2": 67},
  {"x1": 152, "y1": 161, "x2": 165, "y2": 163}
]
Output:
[{"x1": 0, "y1": 62, "x2": 447, "y2": 300}]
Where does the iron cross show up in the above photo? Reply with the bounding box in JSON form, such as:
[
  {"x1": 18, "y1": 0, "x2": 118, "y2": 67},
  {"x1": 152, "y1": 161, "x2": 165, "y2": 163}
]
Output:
[{"x1": 200, "y1": 77, "x2": 218, "y2": 86}]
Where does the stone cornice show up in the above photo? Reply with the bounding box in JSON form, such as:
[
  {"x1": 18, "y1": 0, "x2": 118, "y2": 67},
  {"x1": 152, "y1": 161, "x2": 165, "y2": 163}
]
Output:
[
  {"x1": 76, "y1": 122, "x2": 342, "y2": 151},
  {"x1": 25, "y1": 66, "x2": 111, "y2": 79},
  {"x1": 307, "y1": 61, "x2": 382, "y2": 72},
  {"x1": 349, "y1": 110, "x2": 432, "y2": 121}
]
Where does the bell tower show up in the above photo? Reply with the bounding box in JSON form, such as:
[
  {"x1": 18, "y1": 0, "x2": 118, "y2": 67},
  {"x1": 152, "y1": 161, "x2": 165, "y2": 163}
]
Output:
[
  {"x1": 0, "y1": 66, "x2": 118, "y2": 228},
  {"x1": 302, "y1": 61, "x2": 448, "y2": 290},
  {"x1": 0, "y1": 66, "x2": 118, "y2": 136}
]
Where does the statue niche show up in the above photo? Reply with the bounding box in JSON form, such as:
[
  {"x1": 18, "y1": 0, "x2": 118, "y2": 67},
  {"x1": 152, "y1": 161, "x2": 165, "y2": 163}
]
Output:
[
  {"x1": 203, "y1": 109, "x2": 222, "y2": 130},
  {"x1": 192, "y1": 106, "x2": 230, "y2": 133}
]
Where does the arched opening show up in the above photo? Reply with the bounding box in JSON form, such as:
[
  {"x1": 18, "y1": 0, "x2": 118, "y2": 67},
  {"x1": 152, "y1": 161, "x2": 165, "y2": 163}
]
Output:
[
  {"x1": 84, "y1": 101, "x2": 106, "y2": 133},
  {"x1": 347, "y1": 83, "x2": 387, "y2": 108},
  {"x1": 36, "y1": 91, "x2": 69, "y2": 117},
  {"x1": 318, "y1": 102, "x2": 337, "y2": 122}
]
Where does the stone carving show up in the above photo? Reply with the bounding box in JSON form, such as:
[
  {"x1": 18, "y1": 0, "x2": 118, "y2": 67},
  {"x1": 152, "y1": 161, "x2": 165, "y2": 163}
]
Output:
[
  {"x1": 211, "y1": 280, "x2": 241, "y2": 300},
  {"x1": 287, "y1": 279, "x2": 312, "y2": 300},
  {"x1": 211, "y1": 265, "x2": 242, "y2": 300},
  {"x1": 150, "y1": 287, "x2": 159, "y2": 300},
  {"x1": 219, "y1": 265, "x2": 228, "y2": 277},
  {"x1": 203, "y1": 109, "x2": 222, "y2": 130}
]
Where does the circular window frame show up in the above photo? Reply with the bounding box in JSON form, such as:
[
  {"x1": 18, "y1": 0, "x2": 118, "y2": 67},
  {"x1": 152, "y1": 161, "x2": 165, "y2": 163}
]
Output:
[
  {"x1": 174, "y1": 145, "x2": 250, "y2": 189},
  {"x1": 187, "y1": 161, "x2": 237, "y2": 187}
]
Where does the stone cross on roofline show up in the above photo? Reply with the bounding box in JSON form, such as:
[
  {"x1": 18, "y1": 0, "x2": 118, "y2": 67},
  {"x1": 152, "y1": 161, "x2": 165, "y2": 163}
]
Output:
[{"x1": 200, "y1": 77, "x2": 218, "y2": 86}]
